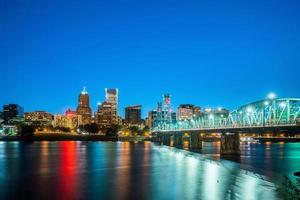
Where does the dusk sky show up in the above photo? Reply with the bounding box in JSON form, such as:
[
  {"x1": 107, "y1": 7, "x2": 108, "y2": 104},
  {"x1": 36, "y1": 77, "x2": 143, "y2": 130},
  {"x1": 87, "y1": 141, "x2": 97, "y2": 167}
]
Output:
[{"x1": 1, "y1": 0, "x2": 299, "y2": 117}]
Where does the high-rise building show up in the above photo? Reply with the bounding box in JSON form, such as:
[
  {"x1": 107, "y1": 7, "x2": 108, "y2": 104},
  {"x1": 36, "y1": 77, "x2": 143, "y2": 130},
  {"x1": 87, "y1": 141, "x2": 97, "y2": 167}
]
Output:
[
  {"x1": 147, "y1": 110, "x2": 157, "y2": 129},
  {"x1": 3, "y1": 104, "x2": 24, "y2": 125},
  {"x1": 105, "y1": 88, "x2": 118, "y2": 124},
  {"x1": 24, "y1": 111, "x2": 53, "y2": 127},
  {"x1": 125, "y1": 105, "x2": 142, "y2": 126},
  {"x1": 76, "y1": 87, "x2": 92, "y2": 125},
  {"x1": 96, "y1": 102, "x2": 113, "y2": 129}
]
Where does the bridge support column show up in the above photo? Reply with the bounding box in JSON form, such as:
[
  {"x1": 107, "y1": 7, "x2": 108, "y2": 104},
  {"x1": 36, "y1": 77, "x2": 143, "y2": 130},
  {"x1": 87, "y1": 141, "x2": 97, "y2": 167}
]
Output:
[
  {"x1": 189, "y1": 132, "x2": 202, "y2": 149},
  {"x1": 157, "y1": 132, "x2": 163, "y2": 144},
  {"x1": 162, "y1": 134, "x2": 171, "y2": 146},
  {"x1": 173, "y1": 132, "x2": 183, "y2": 147},
  {"x1": 220, "y1": 133, "x2": 240, "y2": 155}
]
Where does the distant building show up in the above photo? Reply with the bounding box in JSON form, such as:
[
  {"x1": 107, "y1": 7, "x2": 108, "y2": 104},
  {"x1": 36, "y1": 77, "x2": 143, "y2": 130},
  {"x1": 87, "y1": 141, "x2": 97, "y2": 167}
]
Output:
[
  {"x1": 54, "y1": 109, "x2": 82, "y2": 131},
  {"x1": 76, "y1": 87, "x2": 92, "y2": 125},
  {"x1": 125, "y1": 105, "x2": 142, "y2": 126},
  {"x1": 177, "y1": 104, "x2": 195, "y2": 120},
  {"x1": 96, "y1": 102, "x2": 114, "y2": 129},
  {"x1": 177, "y1": 104, "x2": 202, "y2": 120},
  {"x1": 105, "y1": 88, "x2": 119, "y2": 124},
  {"x1": 25, "y1": 111, "x2": 53, "y2": 127},
  {"x1": 0, "y1": 112, "x2": 3, "y2": 124},
  {"x1": 193, "y1": 106, "x2": 202, "y2": 117},
  {"x1": 3, "y1": 104, "x2": 24, "y2": 125},
  {"x1": 171, "y1": 112, "x2": 177, "y2": 123},
  {"x1": 147, "y1": 110, "x2": 158, "y2": 129}
]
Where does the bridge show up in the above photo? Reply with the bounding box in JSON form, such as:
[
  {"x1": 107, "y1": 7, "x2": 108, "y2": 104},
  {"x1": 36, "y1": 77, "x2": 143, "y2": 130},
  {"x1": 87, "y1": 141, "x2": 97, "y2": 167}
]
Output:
[{"x1": 151, "y1": 97, "x2": 300, "y2": 155}]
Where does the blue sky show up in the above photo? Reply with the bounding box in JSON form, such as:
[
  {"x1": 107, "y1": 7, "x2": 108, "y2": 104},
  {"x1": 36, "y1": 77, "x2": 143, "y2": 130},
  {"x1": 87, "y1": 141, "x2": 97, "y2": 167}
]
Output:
[{"x1": 1, "y1": 0, "x2": 300, "y2": 117}]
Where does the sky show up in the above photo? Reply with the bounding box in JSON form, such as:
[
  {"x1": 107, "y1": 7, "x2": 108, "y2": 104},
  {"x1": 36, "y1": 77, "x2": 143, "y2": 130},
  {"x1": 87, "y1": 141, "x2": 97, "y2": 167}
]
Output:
[{"x1": 0, "y1": 0, "x2": 300, "y2": 117}]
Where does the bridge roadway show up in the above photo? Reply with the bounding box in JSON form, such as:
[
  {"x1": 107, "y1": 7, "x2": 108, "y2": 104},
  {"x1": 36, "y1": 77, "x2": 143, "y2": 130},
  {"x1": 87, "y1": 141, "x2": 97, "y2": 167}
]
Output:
[{"x1": 151, "y1": 124, "x2": 300, "y2": 155}]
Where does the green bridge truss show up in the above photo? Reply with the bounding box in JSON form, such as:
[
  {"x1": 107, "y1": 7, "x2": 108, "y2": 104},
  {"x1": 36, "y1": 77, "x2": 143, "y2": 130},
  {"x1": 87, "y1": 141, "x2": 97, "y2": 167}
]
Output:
[{"x1": 153, "y1": 98, "x2": 300, "y2": 131}]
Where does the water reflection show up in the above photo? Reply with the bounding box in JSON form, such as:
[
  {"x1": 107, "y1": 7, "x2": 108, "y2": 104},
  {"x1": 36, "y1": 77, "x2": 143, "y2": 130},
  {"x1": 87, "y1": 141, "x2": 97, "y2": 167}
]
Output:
[{"x1": 0, "y1": 141, "x2": 296, "y2": 199}]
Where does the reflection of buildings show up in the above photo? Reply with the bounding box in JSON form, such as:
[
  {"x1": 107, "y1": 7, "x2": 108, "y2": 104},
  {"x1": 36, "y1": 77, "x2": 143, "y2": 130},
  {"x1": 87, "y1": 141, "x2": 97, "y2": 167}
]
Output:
[
  {"x1": 76, "y1": 87, "x2": 92, "y2": 125},
  {"x1": 125, "y1": 105, "x2": 142, "y2": 126},
  {"x1": 54, "y1": 109, "x2": 82, "y2": 130},
  {"x1": 3, "y1": 104, "x2": 24, "y2": 125},
  {"x1": 25, "y1": 111, "x2": 53, "y2": 127}
]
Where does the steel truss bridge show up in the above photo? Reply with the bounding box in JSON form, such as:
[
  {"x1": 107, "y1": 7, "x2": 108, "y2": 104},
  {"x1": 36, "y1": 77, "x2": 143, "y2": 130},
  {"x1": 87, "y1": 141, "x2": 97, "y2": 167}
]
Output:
[{"x1": 152, "y1": 98, "x2": 300, "y2": 133}]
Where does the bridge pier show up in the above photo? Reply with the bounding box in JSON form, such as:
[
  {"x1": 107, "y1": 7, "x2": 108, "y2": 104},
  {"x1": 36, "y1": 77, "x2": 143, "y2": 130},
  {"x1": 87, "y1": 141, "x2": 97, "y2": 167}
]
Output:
[
  {"x1": 189, "y1": 132, "x2": 202, "y2": 149},
  {"x1": 220, "y1": 132, "x2": 240, "y2": 155},
  {"x1": 162, "y1": 134, "x2": 171, "y2": 146},
  {"x1": 173, "y1": 132, "x2": 183, "y2": 147},
  {"x1": 156, "y1": 132, "x2": 164, "y2": 144}
]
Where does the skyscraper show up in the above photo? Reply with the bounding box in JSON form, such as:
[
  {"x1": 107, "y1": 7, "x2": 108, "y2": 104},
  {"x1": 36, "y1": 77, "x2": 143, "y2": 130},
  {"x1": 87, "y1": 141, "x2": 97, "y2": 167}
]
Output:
[
  {"x1": 125, "y1": 105, "x2": 142, "y2": 126},
  {"x1": 76, "y1": 87, "x2": 92, "y2": 125},
  {"x1": 105, "y1": 88, "x2": 118, "y2": 124},
  {"x1": 95, "y1": 102, "x2": 113, "y2": 129}
]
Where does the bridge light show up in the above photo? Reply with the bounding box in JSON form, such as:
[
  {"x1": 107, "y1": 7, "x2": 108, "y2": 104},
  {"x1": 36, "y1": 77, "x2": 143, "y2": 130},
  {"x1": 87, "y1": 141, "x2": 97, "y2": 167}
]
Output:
[
  {"x1": 246, "y1": 107, "x2": 253, "y2": 113},
  {"x1": 279, "y1": 102, "x2": 286, "y2": 108},
  {"x1": 217, "y1": 107, "x2": 222, "y2": 111},
  {"x1": 264, "y1": 101, "x2": 269, "y2": 106},
  {"x1": 267, "y1": 92, "x2": 276, "y2": 100},
  {"x1": 209, "y1": 114, "x2": 214, "y2": 119}
]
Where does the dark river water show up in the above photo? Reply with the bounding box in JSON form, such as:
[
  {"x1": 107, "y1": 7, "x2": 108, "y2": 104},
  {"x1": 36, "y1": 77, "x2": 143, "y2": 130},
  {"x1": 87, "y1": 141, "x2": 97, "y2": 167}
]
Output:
[{"x1": 0, "y1": 141, "x2": 299, "y2": 199}]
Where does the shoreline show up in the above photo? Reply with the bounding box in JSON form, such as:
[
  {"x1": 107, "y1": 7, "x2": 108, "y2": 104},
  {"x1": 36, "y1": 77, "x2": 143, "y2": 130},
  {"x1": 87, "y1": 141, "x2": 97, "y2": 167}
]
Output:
[
  {"x1": 0, "y1": 133, "x2": 114, "y2": 142},
  {"x1": 1, "y1": 133, "x2": 300, "y2": 142}
]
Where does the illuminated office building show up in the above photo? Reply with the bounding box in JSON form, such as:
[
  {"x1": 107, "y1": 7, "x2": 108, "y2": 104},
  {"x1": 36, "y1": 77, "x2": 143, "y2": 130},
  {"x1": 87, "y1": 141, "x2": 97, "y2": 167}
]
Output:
[{"x1": 76, "y1": 87, "x2": 92, "y2": 125}]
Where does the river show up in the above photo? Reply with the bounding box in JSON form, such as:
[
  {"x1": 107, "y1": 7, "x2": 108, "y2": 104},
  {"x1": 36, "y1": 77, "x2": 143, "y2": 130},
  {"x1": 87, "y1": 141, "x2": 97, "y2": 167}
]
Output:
[{"x1": 0, "y1": 141, "x2": 299, "y2": 199}]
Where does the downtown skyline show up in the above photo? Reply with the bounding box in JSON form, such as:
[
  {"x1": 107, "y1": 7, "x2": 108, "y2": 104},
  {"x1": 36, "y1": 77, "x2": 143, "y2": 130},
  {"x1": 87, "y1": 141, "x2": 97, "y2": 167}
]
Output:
[{"x1": 1, "y1": 0, "x2": 300, "y2": 117}]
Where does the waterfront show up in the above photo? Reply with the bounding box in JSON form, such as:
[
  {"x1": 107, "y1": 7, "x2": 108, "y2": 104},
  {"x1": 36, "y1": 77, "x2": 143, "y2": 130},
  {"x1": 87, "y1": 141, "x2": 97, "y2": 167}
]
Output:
[{"x1": 0, "y1": 141, "x2": 299, "y2": 199}]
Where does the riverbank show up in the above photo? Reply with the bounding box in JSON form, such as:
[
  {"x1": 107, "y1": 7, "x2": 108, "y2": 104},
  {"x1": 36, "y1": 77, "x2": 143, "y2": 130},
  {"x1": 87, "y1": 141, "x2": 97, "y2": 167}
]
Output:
[{"x1": 0, "y1": 133, "x2": 114, "y2": 141}]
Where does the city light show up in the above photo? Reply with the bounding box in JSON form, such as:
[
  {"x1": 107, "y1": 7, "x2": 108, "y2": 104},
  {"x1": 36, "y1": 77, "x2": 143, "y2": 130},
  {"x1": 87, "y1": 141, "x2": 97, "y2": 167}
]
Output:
[
  {"x1": 205, "y1": 108, "x2": 212, "y2": 112},
  {"x1": 246, "y1": 107, "x2": 253, "y2": 113},
  {"x1": 267, "y1": 92, "x2": 276, "y2": 100},
  {"x1": 279, "y1": 102, "x2": 286, "y2": 108}
]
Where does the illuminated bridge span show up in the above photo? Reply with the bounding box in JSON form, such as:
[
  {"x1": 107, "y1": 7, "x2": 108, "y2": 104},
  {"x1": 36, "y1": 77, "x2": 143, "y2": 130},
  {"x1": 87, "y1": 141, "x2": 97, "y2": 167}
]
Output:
[
  {"x1": 153, "y1": 98, "x2": 300, "y2": 132},
  {"x1": 151, "y1": 98, "x2": 300, "y2": 155}
]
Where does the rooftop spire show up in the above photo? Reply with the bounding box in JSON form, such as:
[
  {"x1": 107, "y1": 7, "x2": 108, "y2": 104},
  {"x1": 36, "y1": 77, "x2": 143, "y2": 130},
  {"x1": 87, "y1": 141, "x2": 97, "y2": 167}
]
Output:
[{"x1": 81, "y1": 86, "x2": 88, "y2": 94}]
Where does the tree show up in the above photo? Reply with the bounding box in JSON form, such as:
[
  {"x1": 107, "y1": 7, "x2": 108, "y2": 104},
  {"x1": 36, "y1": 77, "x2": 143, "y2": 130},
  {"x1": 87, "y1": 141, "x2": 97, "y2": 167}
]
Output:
[
  {"x1": 105, "y1": 124, "x2": 121, "y2": 140},
  {"x1": 19, "y1": 125, "x2": 35, "y2": 137},
  {"x1": 129, "y1": 126, "x2": 140, "y2": 136},
  {"x1": 83, "y1": 123, "x2": 99, "y2": 134}
]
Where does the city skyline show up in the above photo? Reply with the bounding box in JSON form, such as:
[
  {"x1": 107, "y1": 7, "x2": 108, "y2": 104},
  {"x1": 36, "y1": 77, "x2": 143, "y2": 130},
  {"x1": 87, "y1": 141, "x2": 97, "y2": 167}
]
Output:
[
  {"x1": 1, "y1": 0, "x2": 300, "y2": 117},
  {"x1": 0, "y1": 86, "x2": 294, "y2": 119}
]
